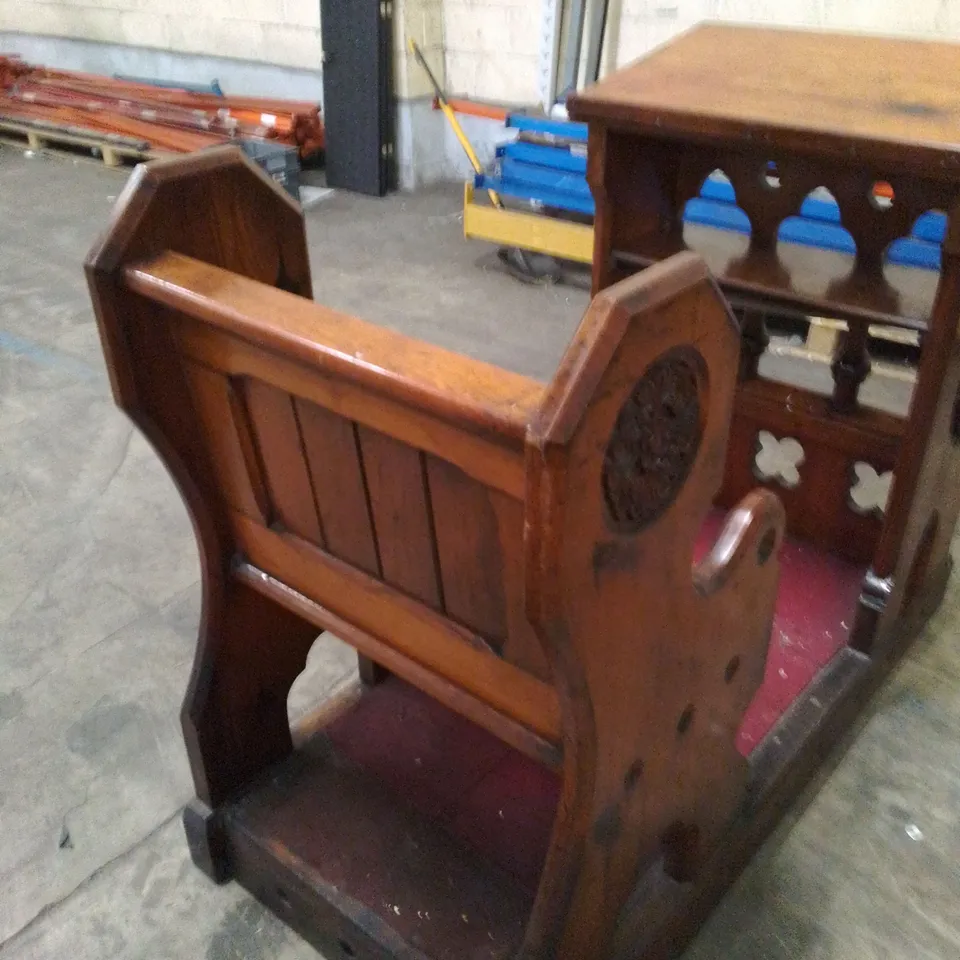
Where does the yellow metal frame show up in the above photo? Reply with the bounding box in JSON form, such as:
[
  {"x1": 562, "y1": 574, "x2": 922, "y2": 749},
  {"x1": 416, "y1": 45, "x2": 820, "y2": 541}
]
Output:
[{"x1": 463, "y1": 182, "x2": 594, "y2": 263}]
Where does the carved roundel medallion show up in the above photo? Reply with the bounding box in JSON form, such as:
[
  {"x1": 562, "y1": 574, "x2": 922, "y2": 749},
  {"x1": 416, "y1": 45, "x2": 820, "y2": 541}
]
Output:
[{"x1": 602, "y1": 348, "x2": 704, "y2": 533}]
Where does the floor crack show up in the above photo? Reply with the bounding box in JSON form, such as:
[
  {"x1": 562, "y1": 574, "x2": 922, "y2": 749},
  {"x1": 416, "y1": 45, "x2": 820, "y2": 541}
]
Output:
[{"x1": 0, "y1": 808, "x2": 183, "y2": 953}]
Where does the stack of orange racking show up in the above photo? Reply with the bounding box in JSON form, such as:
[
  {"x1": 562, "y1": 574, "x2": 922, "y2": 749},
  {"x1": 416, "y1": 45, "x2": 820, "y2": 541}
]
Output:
[{"x1": 0, "y1": 56, "x2": 324, "y2": 158}]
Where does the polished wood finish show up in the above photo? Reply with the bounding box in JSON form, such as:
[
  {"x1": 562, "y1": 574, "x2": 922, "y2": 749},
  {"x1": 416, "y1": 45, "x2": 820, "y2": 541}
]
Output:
[
  {"x1": 357, "y1": 426, "x2": 445, "y2": 610},
  {"x1": 862, "y1": 217, "x2": 960, "y2": 652},
  {"x1": 181, "y1": 359, "x2": 269, "y2": 523},
  {"x1": 123, "y1": 248, "x2": 540, "y2": 443},
  {"x1": 608, "y1": 221, "x2": 939, "y2": 328},
  {"x1": 564, "y1": 25, "x2": 960, "y2": 960},
  {"x1": 295, "y1": 399, "x2": 380, "y2": 576},
  {"x1": 720, "y1": 379, "x2": 902, "y2": 566},
  {"x1": 136, "y1": 257, "x2": 530, "y2": 499},
  {"x1": 87, "y1": 148, "x2": 955, "y2": 960},
  {"x1": 570, "y1": 22, "x2": 960, "y2": 649},
  {"x1": 230, "y1": 509, "x2": 560, "y2": 747},
  {"x1": 572, "y1": 24, "x2": 960, "y2": 172},
  {"x1": 245, "y1": 378, "x2": 325, "y2": 543},
  {"x1": 427, "y1": 455, "x2": 510, "y2": 647},
  {"x1": 522, "y1": 256, "x2": 784, "y2": 960}
]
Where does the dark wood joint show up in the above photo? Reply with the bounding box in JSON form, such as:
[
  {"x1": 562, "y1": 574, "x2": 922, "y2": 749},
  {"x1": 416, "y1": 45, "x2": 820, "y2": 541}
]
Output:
[
  {"x1": 830, "y1": 325, "x2": 872, "y2": 413},
  {"x1": 358, "y1": 653, "x2": 391, "y2": 686},
  {"x1": 183, "y1": 798, "x2": 232, "y2": 884},
  {"x1": 737, "y1": 308, "x2": 769, "y2": 381}
]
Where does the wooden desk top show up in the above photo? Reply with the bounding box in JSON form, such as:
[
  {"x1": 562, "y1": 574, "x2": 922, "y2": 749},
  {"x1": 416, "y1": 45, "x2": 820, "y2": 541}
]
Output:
[{"x1": 569, "y1": 24, "x2": 960, "y2": 171}]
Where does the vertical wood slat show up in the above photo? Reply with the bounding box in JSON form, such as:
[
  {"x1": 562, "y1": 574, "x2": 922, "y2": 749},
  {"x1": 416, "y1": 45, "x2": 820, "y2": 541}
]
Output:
[
  {"x1": 244, "y1": 378, "x2": 324, "y2": 545},
  {"x1": 358, "y1": 426, "x2": 443, "y2": 610},
  {"x1": 295, "y1": 399, "x2": 380, "y2": 577},
  {"x1": 491, "y1": 492, "x2": 552, "y2": 680},
  {"x1": 182, "y1": 360, "x2": 269, "y2": 521},
  {"x1": 426, "y1": 456, "x2": 509, "y2": 650}
]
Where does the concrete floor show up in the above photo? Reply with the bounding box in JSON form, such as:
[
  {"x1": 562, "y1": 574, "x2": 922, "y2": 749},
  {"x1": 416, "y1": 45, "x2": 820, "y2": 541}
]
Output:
[{"x1": 0, "y1": 146, "x2": 958, "y2": 960}]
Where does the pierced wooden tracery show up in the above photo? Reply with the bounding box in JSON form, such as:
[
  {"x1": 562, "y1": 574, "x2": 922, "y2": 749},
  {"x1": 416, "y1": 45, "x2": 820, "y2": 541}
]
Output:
[
  {"x1": 676, "y1": 152, "x2": 952, "y2": 275},
  {"x1": 667, "y1": 149, "x2": 956, "y2": 412}
]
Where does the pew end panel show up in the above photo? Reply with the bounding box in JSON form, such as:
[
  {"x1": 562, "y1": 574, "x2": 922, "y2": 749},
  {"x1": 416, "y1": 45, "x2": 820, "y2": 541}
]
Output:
[{"x1": 523, "y1": 254, "x2": 784, "y2": 959}]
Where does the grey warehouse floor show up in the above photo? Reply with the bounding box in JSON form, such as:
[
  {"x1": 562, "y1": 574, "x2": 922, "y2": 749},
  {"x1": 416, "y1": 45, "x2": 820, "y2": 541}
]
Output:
[{"x1": 1, "y1": 147, "x2": 958, "y2": 960}]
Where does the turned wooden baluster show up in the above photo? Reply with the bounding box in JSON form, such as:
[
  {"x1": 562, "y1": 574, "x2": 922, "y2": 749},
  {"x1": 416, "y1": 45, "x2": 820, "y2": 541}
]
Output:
[
  {"x1": 831, "y1": 320, "x2": 871, "y2": 413},
  {"x1": 738, "y1": 307, "x2": 769, "y2": 380}
]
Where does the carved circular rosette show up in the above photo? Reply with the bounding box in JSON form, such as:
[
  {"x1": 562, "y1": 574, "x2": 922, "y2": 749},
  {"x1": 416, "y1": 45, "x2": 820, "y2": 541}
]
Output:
[{"x1": 602, "y1": 347, "x2": 705, "y2": 533}]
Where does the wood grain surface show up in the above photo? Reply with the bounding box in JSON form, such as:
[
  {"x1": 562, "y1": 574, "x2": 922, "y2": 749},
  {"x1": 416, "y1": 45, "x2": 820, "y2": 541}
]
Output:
[
  {"x1": 571, "y1": 24, "x2": 960, "y2": 172},
  {"x1": 86, "y1": 148, "x2": 959, "y2": 960}
]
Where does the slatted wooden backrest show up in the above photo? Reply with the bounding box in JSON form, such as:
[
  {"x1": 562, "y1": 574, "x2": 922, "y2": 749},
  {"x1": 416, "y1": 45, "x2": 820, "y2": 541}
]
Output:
[
  {"x1": 87, "y1": 149, "x2": 561, "y2": 768},
  {"x1": 136, "y1": 256, "x2": 561, "y2": 753}
]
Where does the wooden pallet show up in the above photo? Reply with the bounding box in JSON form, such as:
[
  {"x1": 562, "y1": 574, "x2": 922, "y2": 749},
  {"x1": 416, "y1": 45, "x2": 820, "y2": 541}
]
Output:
[{"x1": 0, "y1": 118, "x2": 169, "y2": 167}]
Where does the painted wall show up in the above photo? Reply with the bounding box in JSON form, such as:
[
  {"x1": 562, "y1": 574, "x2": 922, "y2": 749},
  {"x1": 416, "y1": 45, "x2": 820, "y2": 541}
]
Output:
[
  {"x1": 6, "y1": 0, "x2": 960, "y2": 102},
  {"x1": 395, "y1": 0, "x2": 445, "y2": 98},
  {"x1": 616, "y1": 0, "x2": 960, "y2": 69},
  {"x1": 6, "y1": 0, "x2": 960, "y2": 187},
  {"x1": 412, "y1": 0, "x2": 960, "y2": 107},
  {"x1": 411, "y1": 0, "x2": 960, "y2": 109},
  {"x1": 393, "y1": 0, "x2": 541, "y2": 105},
  {"x1": 0, "y1": 0, "x2": 322, "y2": 70},
  {"x1": 443, "y1": 0, "x2": 541, "y2": 103}
]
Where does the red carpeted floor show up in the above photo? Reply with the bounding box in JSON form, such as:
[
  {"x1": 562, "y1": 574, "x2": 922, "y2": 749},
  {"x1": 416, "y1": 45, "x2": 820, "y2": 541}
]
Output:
[
  {"x1": 693, "y1": 513, "x2": 864, "y2": 753},
  {"x1": 323, "y1": 525, "x2": 864, "y2": 890},
  {"x1": 734, "y1": 531, "x2": 863, "y2": 752}
]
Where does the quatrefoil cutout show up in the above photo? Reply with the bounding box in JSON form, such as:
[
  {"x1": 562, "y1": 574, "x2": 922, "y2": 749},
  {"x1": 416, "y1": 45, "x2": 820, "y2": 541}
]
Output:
[
  {"x1": 754, "y1": 431, "x2": 804, "y2": 489},
  {"x1": 849, "y1": 462, "x2": 893, "y2": 516}
]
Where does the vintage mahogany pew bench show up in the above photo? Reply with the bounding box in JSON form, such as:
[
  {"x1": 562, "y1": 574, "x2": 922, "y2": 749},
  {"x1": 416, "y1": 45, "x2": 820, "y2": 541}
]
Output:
[{"x1": 86, "y1": 149, "x2": 954, "y2": 960}]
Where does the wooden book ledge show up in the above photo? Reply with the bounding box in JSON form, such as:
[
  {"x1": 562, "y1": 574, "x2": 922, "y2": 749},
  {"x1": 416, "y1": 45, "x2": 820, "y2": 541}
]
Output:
[{"x1": 86, "y1": 149, "x2": 954, "y2": 960}]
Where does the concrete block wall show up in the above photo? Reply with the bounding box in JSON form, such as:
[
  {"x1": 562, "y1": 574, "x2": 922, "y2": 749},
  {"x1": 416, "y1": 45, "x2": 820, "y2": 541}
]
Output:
[
  {"x1": 425, "y1": 0, "x2": 960, "y2": 112},
  {"x1": 356, "y1": 0, "x2": 545, "y2": 112},
  {"x1": 394, "y1": 0, "x2": 450, "y2": 187},
  {"x1": 5, "y1": 0, "x2": 960, "y2": 189},
  {"x1": 399, "y1": 0, "x2": 960, "y2": 186},
  {"x1": 391, "y1": 0, "x2": 542, "y2": 188},
  {"x1": 394, "y1": 0, "x2": 445, "y2": 98},
  {"x1": 443, "y1": 0, "x2": 541, "y2": 104},
  {"x1": 0, "y1": 0, "x2": 322, "y2": 70}
]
